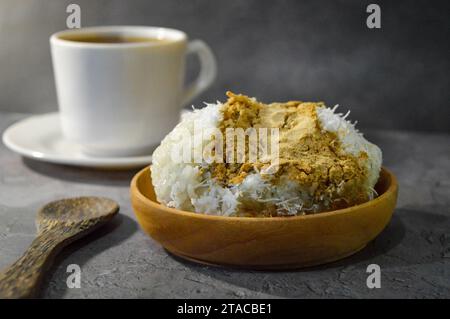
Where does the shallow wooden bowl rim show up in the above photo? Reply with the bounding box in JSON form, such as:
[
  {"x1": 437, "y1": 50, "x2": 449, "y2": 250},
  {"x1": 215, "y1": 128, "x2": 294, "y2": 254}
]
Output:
[{"x1": 131, "y1": 166, "x2": 397, "y2": 222}]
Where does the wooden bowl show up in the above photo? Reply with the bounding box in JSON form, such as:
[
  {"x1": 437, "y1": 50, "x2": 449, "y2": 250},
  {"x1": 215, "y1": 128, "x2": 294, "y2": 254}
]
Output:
[{"x1": 130, "y1": 167, "x2": 398, "y2": 269}]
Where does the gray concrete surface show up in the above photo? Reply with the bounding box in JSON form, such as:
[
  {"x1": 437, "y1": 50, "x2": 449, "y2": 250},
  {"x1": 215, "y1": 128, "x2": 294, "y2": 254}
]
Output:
[
  {"x1": 0, "y1": 112, "x2": 449, "y2": 299},
  {"x1": 0, "y1": 0, "x2": 449, "y2": 132}
]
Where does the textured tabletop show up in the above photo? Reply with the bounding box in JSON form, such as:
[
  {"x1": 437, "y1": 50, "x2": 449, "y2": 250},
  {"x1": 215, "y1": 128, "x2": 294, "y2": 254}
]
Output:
[{"x1": 0, "y1": 112, "x2": 449, "y2": 298}]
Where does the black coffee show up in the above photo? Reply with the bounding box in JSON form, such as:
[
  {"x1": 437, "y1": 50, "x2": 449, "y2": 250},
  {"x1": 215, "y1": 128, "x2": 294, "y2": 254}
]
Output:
[{"x1": 60, "y1": 33, "x2": 171, "y2": 44}]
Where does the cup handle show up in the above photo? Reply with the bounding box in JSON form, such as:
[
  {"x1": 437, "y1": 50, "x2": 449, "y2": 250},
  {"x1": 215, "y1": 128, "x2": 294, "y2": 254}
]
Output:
[{"x1": 181, "y1": 40, "x2": 217, "y2": 106}]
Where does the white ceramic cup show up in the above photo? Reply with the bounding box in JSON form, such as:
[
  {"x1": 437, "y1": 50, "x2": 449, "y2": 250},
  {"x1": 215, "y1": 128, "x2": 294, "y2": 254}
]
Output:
[{"x1": 50, "y1": 26, "x2": 216, "y2": 156}]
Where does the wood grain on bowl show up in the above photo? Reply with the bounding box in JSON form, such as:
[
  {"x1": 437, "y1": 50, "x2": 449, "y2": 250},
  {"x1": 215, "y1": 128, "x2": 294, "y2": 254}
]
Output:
[{"x1": 130, "y1": 167, "x2": 398, "y2": 269}]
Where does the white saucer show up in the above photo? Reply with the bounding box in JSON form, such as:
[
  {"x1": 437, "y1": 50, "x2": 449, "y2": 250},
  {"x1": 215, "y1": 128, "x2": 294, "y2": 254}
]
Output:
[{"x1": 2, "y1": 113, "x2": 154, "y2": 169}]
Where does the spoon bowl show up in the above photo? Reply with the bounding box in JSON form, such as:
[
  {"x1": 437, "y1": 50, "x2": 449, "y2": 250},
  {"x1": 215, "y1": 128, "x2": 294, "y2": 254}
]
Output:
[{"x1": 37, "y1": 197, "x2": 119, "y2": 233}]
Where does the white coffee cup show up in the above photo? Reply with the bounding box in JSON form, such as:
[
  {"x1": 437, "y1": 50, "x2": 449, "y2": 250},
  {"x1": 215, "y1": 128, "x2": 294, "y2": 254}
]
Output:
[{"x1": 50, "y1": 26, "x2": 216, "y2": 156}]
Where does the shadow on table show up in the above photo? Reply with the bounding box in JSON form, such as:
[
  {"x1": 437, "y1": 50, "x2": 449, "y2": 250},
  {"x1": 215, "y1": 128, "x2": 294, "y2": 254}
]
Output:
[
  {"x1": 38, "y1": 213, "x2": 138, "y2": 298},
  {"x1": 23, "y1": 157, "x2": 142, "y2": 186},
  {"x1": 168, "y1": 207, "x2": 449, "y2": 298}
]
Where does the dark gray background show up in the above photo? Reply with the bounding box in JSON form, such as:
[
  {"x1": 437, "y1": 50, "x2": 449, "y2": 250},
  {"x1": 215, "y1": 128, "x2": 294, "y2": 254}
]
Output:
[{"x1": 0, "y1": 0, "x2": 448, "y2": 132}]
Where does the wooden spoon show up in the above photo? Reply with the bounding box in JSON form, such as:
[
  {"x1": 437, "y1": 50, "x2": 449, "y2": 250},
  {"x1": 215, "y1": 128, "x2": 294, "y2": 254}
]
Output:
[{"x1": 0, "y1": 197, "x2": 119, "y2": 299}]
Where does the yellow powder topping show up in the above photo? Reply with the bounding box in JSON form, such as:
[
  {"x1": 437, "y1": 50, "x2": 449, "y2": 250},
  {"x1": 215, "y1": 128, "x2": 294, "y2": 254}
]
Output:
[{"x1": 211, "y1": 92, "x2": 369, "y2": 214}]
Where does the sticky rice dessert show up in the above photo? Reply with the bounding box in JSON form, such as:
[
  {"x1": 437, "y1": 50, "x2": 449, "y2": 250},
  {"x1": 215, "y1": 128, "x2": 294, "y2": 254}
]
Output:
[{"x1": 151, "y1": 92, "x2": 382, "y2": 217}]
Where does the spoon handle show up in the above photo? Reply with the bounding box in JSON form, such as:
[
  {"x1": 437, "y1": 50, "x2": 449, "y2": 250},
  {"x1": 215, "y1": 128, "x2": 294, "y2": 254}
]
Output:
[{"x1": 0, "y1": 229, "x2": 66, "y2": 299}]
